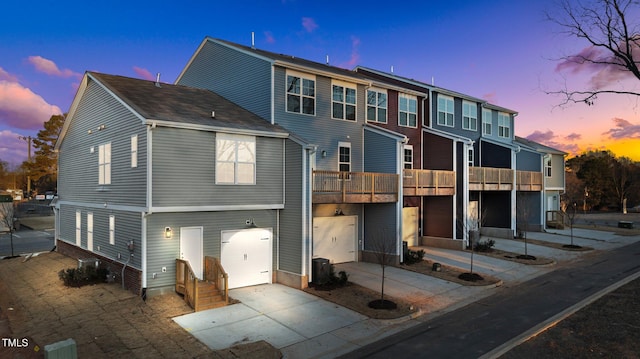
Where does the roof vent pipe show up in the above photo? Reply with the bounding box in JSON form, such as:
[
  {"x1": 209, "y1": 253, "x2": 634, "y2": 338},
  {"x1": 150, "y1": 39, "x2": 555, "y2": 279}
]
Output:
[
  {"x1": 391, "y1": 65, "x2": 394, "y2": 73},
  {"x1": 326, "y1": 55, "x2": 329, "y2": 64},
  {"x1": 155, "y1": 73, "x2": 161, "y2": 87},
  {"x1": 251, "y1": 32, "x2": 255, "y2": 49}
]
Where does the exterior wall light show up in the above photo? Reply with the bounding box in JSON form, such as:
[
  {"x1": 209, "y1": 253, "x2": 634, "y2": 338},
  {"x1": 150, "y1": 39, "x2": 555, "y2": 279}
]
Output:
[{"x1": 164, "y1": 227, "x2": 172, "y2": 239}]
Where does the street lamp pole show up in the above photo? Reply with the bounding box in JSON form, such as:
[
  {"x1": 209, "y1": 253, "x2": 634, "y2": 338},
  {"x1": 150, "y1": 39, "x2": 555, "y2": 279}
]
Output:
[{"x1": 18, "y1": 135, "x2": 32, "y2": 197}]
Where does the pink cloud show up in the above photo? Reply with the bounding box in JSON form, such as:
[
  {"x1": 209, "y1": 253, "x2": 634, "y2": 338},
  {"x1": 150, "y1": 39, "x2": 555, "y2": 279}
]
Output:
[
  {"x1": 603, "y1": 117, "x2": 640, "y2": 139},
  {"x1": 0, "y1": 67, "x2": 19, "y2": 83},
  {"x1": 340, "y1": 36, "x2": 361, "y2": 68},
  {"x1": 525, "y1": 130, "x2": 580, "y2": 155},
  {"x1": 264, "y1": 31, "x2": 275, "y2": 44},
  {"x1": 0, "y1": 129, "x2": 32, "y2": 166},
  {"x1": 565, "y1": 133, "x2": 582, "y2": 141},
  {"x1": 0, "y1": 81, "x2": 62, "y2": 130},
  {"x1": 133, "y1": 66, "x2": 155, "y2": 81},
  {"x1": 27, "y1": 56, "x2": 81, "y2": 79},
  {"x1": 302, "y1": 17, "x2": 318, "y2": 32},
  {"x1": 555, "y1": 45, "x2": 637, "y2": 89},
  {"x1": 482, "y1": 92, "x2": 497, "y2": 104}
]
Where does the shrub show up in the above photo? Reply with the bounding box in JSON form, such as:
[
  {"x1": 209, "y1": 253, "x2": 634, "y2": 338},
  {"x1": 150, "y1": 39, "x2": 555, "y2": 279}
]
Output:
[
  {"x1": 474, "y1": 239, "x2": 496, "y2": 252},
  {"x1": 58, "y1": 265, "x2": 108, "y2": 287},
  {"x1": 404, "y1": 249, "x2": 425, "y2": 265}
]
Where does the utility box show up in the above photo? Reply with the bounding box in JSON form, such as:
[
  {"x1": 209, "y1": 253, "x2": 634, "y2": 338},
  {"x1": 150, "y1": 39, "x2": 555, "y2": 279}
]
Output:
[
  {"x1": 44, "y1": 338, "x2": 77, "y2": 359},
  {"x1": 312, "y1": 258, "x2": 330, "y2": 285},
  {"x1": 78, "y1": 258, "x2": 99, "y2": 269}
]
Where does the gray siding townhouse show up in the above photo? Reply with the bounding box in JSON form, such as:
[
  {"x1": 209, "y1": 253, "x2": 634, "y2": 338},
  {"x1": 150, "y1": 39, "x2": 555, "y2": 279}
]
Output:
[
  {"x1": 54, "y1": 72, "x2": 290, "y2": 298},
  {"x1": 176, "y1": 37, "x2": 408, "y2": 279}
]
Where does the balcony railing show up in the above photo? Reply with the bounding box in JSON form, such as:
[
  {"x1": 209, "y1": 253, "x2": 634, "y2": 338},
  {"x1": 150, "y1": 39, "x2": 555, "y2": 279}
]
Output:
[
  {"x1": 469, "y1": 167, "x2": 514, "y2": 191},
  {"x1": 516, "y1": 170, "x2": 543, "y2": 191},
  {"x1": 403, "y1": 169, "x2": 456, "y2": 196},
  {"x1": 312, "y1": 170, "x2": 398, "y2": 203}
]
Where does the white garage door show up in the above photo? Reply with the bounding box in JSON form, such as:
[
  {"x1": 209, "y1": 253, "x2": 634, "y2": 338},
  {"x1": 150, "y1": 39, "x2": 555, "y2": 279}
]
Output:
[
  {"x1": 313, "y1": 215, "x2": 357, "y2": 263},
  {"x1": 221, "y1": 228, "x2": 272, "y2": 289}
]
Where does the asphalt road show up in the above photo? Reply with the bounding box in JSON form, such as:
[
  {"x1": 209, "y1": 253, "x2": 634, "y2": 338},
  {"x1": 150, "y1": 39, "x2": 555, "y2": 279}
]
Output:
[
  {"x1": 0, "y1": 228, "x2": 55, "y2": 257},
  {"x1": 341, "y1": 240, "x2": 640, "y2": 359}
]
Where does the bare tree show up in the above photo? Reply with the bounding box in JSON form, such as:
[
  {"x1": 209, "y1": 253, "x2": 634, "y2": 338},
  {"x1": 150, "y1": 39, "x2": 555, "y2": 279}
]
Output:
[
  {"x1": 546, "y1": 0, "x2": 640, "y2": 105},
  {"x1": 0, "y1": 201, "x2": 16, "y2": 257},
  {"x1": 564, "y1": 202, "x2": 582, "y2": 249},
  {"x1": 368, "y1": 227, "x2": 397, "y2": 310},
  {"x1": 457, "y1": 204, "x2": 486, "y2": 281},
  {"x1": 516, "y1": 194, "x2": 536, "y2": 260}
]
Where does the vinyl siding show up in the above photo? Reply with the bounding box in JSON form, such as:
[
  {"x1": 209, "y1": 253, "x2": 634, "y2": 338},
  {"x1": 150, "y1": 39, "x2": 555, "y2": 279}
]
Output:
[
  {"x1": 516, "y1": 148, "x2": 541, "y2": 171},
  {"x1": 58, "y1": 204, "x2": 143, "y2": 268},
  {"x1": 481, "y1": 141, "x2": 512, "y2": 168},
  {"x1": 363, "y1": 203, "x2": 397, "y2": 254},
  {"x1": 151, "y1": 127, "x2": 284, "y2": 207},
  {"x1": 278, "y1": 139, "x2": 304, "y2": 274},
  {"x1": 546, "y1": 154, "x2": 565, "y2": 188},
  {"x1": 364, "y1": 129, "x2": 398, "y2": 173},
  {"x1": 145, "y1": 210, "x2": 277, "y2": 289},
  {"x1": 424, "y1": 197, "x2": 454, "y2": 238},
  {"x1": 273, "y1": 67, "x2": 364, "y2": 172},
  {"x1": 423, "y1": 132, "x2": 454, "y2": 171},
  {"x1": 177, "y1": 40, "x2": 272, "y2": 120},
  {"x1": 57, "y1": 79, "x2": 147, "y2": 207}
]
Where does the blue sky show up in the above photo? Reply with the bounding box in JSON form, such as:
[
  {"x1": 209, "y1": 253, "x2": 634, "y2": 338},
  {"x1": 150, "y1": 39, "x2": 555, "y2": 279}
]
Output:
[{"x1": 2, "y1": 0, "x2": 640, "y2": 167}]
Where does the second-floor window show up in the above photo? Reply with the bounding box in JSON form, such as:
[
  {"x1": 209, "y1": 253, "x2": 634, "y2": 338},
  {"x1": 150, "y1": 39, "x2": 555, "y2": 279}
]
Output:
[
  {"x1": 437, "y1": 95, "x2": 454, "y2": 127},
  {"x1": 216, "y1": 133, "x2": 256, "y2": 185},
  {"x1": 545, "y1": 157, "x2": 552, "y2": 177},
  {"x1": 399, "y1": 93, "x2": 417, "y2": 127},
  {"x1": 339, "y1": 142, "x2": 351, "y2": 172},
  {"x1": 286, "y1": 71, "x2": 315, "y2": 115},
  {"x1": 498, "y1": 112, "x2": 511, "y2": 138},
  {"x1": 462, "y1": 101, "x2": 477, "y2": 131},
  {"x1": 98, "y1": 143, "x2": 111, "y2": 185},
  {"x1": 404, "y1": 145, "x2": 413, "y2": 169},
  {"x1": 366, "y1": 89, "x2": 387, "y2": 123},
  {"x1": 482, "y1": 108, "x2": 492, "y2": 135},
  {"x1": 332, "y1": 81, "x2": 356, "y2": 121}
]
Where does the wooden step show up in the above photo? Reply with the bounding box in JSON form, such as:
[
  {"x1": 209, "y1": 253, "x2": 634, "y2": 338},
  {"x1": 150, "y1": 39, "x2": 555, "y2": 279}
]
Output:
[{"x1": 194, "y1": 280, "x2": 228, "y2": 311}]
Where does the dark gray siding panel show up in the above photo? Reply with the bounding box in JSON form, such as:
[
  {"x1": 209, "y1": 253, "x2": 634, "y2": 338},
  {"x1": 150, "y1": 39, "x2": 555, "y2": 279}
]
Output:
[
  {"x1": 58, "y1": 79, "x2": 147, "y2": 206},
  {"x1": 177, "y1": 41, "x2": 272, "y2": 120},
  {"x1": 363, "y1": 203, "x2": 397, "y2": 254},
  {"x1": 423, "y1": 132, "x2": 454, "y2": 171},
  {"x1": 481, "y1": 141, "x2": 511, "y2": 168},
  {"x1": 145, "y1": 210, "x2": 277, "y2": 289},
  {"x1": 278, "y1": 139, "x2": 304, "y2": 274},
  {"x1": 364, "y1": 130, "x2": 397, "y2": 173},
  {"x1": 517, "y1": 149, "x2": 541, "y2": 171},
  {"x1": 152, "y1": 128, "x2": 284, "y2": 207},
  {"x1": 58, "y1": 204, "x2": 143, "y2": 268}
]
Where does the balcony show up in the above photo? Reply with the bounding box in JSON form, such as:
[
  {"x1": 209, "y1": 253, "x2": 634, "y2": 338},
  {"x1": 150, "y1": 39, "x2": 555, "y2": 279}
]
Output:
[
  {"x1": 312, "y1": 170, "x2": 398, "y2": 203},
  {"x1": 403, "y1": 169, "x2": 456, "y2": 196},
  {"x1": 469, "y1": 167, "x2": 514, "y2": 191},
  {"x1": 516, "y1": 170, "x2": 543, "y2": 191}
]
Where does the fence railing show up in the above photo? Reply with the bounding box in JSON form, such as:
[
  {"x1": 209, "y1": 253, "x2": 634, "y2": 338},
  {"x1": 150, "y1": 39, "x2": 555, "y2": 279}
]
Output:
[
  {"x1": 204, "y1": 256, "x2": 229, "y2": 305},
  {"x1": 312, "y1": 170, "x2": 398, "y2": 203},
  {"x1": 516, "y1": 170, "x2": 543, "y2": 191},
  {"x1": 175, "y1": 258, "x2": 198, "y2": 309},
  {"x1": 403, "y1": 169, "x2": 456, "y2": 196},
  {"x1": 469, "y1": 167, "x2": 514, "y2": 191}
]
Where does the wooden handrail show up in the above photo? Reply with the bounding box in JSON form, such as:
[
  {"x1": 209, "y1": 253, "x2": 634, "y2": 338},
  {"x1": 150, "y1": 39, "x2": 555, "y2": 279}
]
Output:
[
  {"x1": 312, "y1": 170, "x2": 398, "y2": 194},
  {"x1": 176, "y1": 258, "x2": 199, "y2": 310},
  {"x1": 204, "y1": 256, "x2": 229, "y2": 305}
]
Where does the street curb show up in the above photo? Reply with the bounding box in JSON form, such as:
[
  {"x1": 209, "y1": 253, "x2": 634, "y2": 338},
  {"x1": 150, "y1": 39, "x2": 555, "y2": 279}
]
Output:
[{"x1": 479, "y1": 268, "x2": 640, "y2": 359}]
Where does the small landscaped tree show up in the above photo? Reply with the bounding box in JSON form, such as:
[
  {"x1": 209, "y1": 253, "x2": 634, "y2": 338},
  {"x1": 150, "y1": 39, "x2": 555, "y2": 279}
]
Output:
[
  {"x1": 516, "y1": 194, "x2": 536, "y2": 260},
  {"x1": 564, "y1": 202, "x2": 582, "y2": 249},
  {"x1": 457, "y1": 205, "x2": 486, "y2": 281},
  {"x1": 0, "y1": 198, "x2": 16, "y2": 257},
  {"x1": 368, "y1": 227, "x2": 397, "y2": 310}
]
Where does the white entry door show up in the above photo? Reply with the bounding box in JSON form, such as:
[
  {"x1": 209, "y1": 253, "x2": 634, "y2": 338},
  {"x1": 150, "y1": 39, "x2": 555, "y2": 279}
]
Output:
[
  {"x1": 313, "y1": 216, "x2": 357, "y2": 263},
  {"x1": 180, "y1": 227, "x2": 204, "y2": 280},
  {"x1": 221, "y1": 228, "x2": 272, "y2": 289}
]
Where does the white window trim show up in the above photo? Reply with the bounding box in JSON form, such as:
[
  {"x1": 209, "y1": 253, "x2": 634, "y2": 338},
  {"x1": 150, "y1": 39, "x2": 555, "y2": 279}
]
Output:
[
  {"x1": 366, "y1": 88, "x2": 388, "y2": 124},
  {"x1": 437, "y1": 94, "x2": 455, "y2": 127},
  {"x1": 109, "y1": 215, "x2": 115, "y2": 245},
  {"x1": 331, "y1": 80, "x2": 357, "y2": 122},
  {"x1": 98, "y1": 143, "x2": 111, "y2": 185},
  {"x1": 286, "y1": 70, "x2": 316, "y2": 116},
  {"x1": 468, "y1": 147, "x2": 475, "y2": 167},
  {"x1": 215, "y1": 133, "x2": 257, "y2": 185},
  {"x1": 87, "y1": 212, "x2": 93, "y2": 251},
  {"x1": 545, "y1": 157, "x2": 552, "y2": 178},
  {"x1": 338, "y1": 141, "x2": 351, "y2": 173},
  {"x1": 482, "y1": 108, "x2": 492, "y2": 136},
  {"x1": 398, "y1": 93, "x2": 418, "y2": 128},
  {"x1": 498, "y1": 112, "x2": 511, "y2": 138},
  {"x1": 75, "y1": 211, "x2": 81, "y2": 246},
  {"x1": 404, "y1": 145, "x2": 413, "y2": 170},
  {"x1": 462, "y1": 100, "x2": 478, "y2": 131},
  {"x1": 131, "y1": 135, "x2": 138, "y2": 168}
]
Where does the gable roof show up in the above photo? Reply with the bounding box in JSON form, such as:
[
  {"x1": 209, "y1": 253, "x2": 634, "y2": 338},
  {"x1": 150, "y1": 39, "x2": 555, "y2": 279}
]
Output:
[
  {"x1": 515, "y1": 136, "x2": 568, "y2": 155},
  {"x1": 56, "y1": 72, "x2": 287, "y2": 149}
]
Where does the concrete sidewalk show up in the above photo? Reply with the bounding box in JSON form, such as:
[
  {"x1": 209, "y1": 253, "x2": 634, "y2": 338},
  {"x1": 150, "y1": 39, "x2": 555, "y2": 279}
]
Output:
[{"x1": 173, "y1": 228, "x2": 639, "y2": 358}]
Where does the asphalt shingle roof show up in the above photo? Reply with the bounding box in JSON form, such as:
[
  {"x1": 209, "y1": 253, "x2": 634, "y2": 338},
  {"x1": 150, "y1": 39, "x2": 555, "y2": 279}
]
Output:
[{"x1": 89, "y1": 71, "x2": 287, "y2": 135}]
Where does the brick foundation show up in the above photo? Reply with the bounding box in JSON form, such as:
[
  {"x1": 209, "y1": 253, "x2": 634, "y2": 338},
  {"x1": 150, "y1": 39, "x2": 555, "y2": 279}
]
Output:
[{"x1": 56, "y1": 240, "x2": 143, "y2": 296}]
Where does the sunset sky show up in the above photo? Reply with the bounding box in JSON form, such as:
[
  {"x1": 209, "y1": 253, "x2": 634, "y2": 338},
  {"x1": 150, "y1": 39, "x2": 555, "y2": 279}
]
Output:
[{"x1": 2, "y1": 0, "x2": 640, "y2": 167}]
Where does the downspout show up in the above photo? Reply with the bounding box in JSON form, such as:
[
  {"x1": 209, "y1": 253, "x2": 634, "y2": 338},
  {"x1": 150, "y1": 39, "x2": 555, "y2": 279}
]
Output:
[
  {"x1": 271, "y1": 65, "x2": 275, "y2": 125},
  {"x1": 141, "y1": 122, "x2": 154, "y2": 291},
  {"x1": 512, "y1": 145, "x2": 521, "y2": 237}
]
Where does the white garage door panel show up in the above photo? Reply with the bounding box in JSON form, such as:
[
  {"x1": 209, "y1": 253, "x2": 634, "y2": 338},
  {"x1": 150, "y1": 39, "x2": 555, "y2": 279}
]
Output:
[
  {"x1": 313, "y1": 216, "x2": 357, "y2": 264},
  {"x1": 221, "y1": 228, "x2": 272, "y2": 289}
]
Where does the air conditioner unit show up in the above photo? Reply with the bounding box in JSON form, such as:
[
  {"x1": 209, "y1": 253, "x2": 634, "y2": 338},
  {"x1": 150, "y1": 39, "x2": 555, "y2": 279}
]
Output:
[{"x1": 78, "y1": 258, "x2": 100, "y2": 269}]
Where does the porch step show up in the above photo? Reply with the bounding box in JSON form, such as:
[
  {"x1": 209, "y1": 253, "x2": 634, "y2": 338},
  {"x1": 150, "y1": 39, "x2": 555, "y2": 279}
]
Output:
[{"x1": 195, "y1": 281, "x2": 227, "y2": 311}]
